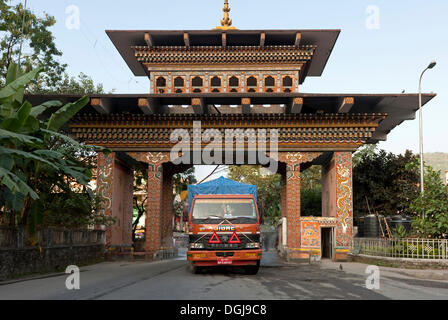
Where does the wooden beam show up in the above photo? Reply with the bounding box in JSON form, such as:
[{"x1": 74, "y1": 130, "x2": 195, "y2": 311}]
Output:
[
  {"x1": 290, "y1": 97, "x2": 303, "y2": 114},
  {"x1": 91, "y1": 98, "x2": 112, "y2": 114},
  {"x1": 260, "y1": 32, "x2": 266, "y2": 48},
  {"x1": 242, "y1": 98, "x2": 251, "y2": 114},
  {"x1": 144, "y1": 33, "x2": 153, "y2": 47},
  {"x1": 138, "y1": 98, "x2": 155, "y2": 114},
  {"x1": 338, "y1": 97, "x2": 355, "y2": 113},
  {"x1": 371, "y1": 131, "x2": 388, "y2": 141},
  {"x1": 192, "y1": 98, "x2": 206, "y2": 114},
  {"x1": 294, "y1": 32, "x2": 302, "y2": 48},
  {"x1": 183, "y1": 32, "x2": 190, "y2": 47},
  {"x1": 222, "y1": 33, "x2": 227, "y2": 48}
]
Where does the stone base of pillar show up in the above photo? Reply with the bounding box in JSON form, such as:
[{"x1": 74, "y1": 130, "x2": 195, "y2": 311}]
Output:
[
  {"x1": 278, "y1": 248, "x2": 308, "y2": 262},
  {"x1": 279, "y1": 247, "x2": 324, "y2": 263},
  {"x1": 105, "y1": 245, "x2": 134, "y2": 261},
  {"x1": 334, "y1": 249, "x2": 351, "y2": 262},
  {"x1": 144, "y1": 248, "x2": 178, "y2": 261}
]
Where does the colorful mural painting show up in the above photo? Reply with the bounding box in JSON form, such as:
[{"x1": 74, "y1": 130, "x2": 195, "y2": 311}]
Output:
[
  {"x1": 335, "y1": 152, "x2": 353, "y2": 248},
  {"x1": 301, "y1": 221, "x2": 321, "y2": 248}
]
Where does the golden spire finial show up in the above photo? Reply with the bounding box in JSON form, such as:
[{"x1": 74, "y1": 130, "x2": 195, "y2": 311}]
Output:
[{"x1": 215, "y1": 0, "x2": 237, "y2": 30}]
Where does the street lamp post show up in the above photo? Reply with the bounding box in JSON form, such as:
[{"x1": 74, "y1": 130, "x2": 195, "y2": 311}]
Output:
[{"x1": 418, "y1": 60, "x2": 436, "y2": 219}]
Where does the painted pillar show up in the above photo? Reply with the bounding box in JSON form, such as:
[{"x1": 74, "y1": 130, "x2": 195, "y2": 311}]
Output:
[
  {"x1": 334, "y1": 152, "x2": 353, "y2": 260},
  {"x1": 97, "y1": 152, "x2": 134, "y2": 249},
  {"x1": 97, "y1": 152, "x2": 114, "y2": 247},
  {"x1": 321, "y1": 152, "x2": 353, "y2": 261}
]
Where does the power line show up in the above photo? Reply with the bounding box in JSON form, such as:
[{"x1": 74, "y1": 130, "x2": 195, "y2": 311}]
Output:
[{"x1": 198, "y1": 165, "x2": 221, "y2": 184}]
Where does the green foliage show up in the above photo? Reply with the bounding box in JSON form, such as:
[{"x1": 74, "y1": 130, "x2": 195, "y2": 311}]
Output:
[
  {"x1": 173, "y1": 167, "x2": 197, "y2": 195},
  {"x1": 393, "y1": 225, "x2": 409, "y2": 239},
  {"x1": 0, "y1": 63, "x2": 105, "y2": 233},
  {"x1": 42, "y1": 192, "x2": 115, "y2": 228},
  {"x1": 410, "y1": 163, "x2": 448, "y2": 239},
  {"x1": 353, "y1": 148, "x2": 419, "y2": 218},
  {"x1": 228, "y1": 166, "x2": 282, "y2": 225},
  {"x1": 31, "y1": 72, "x2": 108, "y2": 95},
  {"x1": 300, "y1": 166, "x2": 321, "y2": 190},
  {"x1": 0, "y1": 2, "x2": 107, "y2": 94},
  {"x1": 0, "y1": 1, "x2": 66, "y2": 90},
  {"x1": 352, "y1": 144, "x2": 378, "y2": 167},
  {"x1": 301, "y1": 188, "x2": 322, "y2": 217},
  {"x1": 172, "y1": 167, "x2": 197, "y2": 222}
]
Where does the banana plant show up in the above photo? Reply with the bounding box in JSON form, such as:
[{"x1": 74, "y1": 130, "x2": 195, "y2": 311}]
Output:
[{"x1": 0, "y1": 63, "x2": 101, "y2": 230}]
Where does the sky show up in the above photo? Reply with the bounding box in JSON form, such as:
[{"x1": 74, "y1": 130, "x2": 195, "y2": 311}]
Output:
[{"x1": 10, "y1": 0, "x2": 448, "y2": 181}]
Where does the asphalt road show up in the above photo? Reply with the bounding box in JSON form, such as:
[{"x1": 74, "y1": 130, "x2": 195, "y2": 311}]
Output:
[{"x1": 1, "y1": 253, "x2": 448, "y2": 300}]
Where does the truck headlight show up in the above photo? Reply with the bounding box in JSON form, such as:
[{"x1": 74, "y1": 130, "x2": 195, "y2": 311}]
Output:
[
  {"x1": 190, "y1": 243, "x2": 204, "y2": 249},
  {"x1": 245, "y1": 242, "x2": 260, "y2": 249}
]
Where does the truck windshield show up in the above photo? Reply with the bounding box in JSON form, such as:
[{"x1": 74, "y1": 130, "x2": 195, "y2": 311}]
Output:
[{"x1": 192, "y1": 198, "x2": 257, "y2": 221}]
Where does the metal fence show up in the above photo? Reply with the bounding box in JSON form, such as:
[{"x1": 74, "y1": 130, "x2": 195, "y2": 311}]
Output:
[{"x1": 353, "y1": 238, "x2": 448, "y2": 260}]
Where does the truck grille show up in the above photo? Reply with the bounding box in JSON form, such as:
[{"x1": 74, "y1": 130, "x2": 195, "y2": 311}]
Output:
[{"x1": 189, "y1": 233, "x2": 260, "y2": 250}]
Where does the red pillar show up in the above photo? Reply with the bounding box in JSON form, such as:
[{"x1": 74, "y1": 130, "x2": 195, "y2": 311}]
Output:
[
  {"x1": 278, "y1": 152, "x2": 323, "y2": 261},
  {"x1": 161, "y1": 165, "x2": 174, "y2": 248},
  {"x1": 145, "y1": 163, "x2": 164, "y2": 255},
  {"x1": 285, "y1": 162, "x2": 303, "y2": 259}
]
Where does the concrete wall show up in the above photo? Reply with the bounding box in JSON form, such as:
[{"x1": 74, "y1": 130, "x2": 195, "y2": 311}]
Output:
[{"x1": 0, "y1": 227, "x2": 106, "y2": 281}]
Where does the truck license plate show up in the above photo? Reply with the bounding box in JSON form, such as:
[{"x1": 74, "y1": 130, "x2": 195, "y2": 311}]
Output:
[{"x1": 217, "y1": 258, "x2": 232, "y2": 265}]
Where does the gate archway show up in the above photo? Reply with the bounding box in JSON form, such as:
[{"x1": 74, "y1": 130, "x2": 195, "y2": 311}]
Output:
[{"x1": 24, "y1": 27, "x2": 434, "y2": 262}]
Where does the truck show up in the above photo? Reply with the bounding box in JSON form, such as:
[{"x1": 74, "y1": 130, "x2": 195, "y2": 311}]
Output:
[{"x1": 186, "y1": 177, "x2": 263, "y2": 275}]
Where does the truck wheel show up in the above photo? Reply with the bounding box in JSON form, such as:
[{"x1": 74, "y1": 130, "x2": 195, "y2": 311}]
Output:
[
  {"x1": 245, "y1": 262, "x2": 260, "y2": 275},
  {"x1": 190, "y1": 263, "x2": 201, "y2": 274}
]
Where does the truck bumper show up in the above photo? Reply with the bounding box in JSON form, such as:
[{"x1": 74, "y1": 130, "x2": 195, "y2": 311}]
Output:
[{"x1": 187, "y1": 249, "x2": 262, "y2": 266}]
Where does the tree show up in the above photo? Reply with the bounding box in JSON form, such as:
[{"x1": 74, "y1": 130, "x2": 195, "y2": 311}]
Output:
[
  {"x1": 410, "y1": 163, "x2": 448, "y2": 239},
  {"x1": 0, "y1": 63, "x2": 109, "y2": 232},
  {"x1": 32, "y1": 72, "x2": 107, "y2": 95},
  {"x1": 300, "y1": 165, "x2": 322, "y2": 190},
  {"x1": 353, "y1": 148, "x2": 420, "y2": 218},
  {"x1": 0, "y1": 1, "x2": 107, "y2": 95},
  {"x1": 228, "y1": 165, "x2": 282, "y2": 225},
  {"x1": 353, "y1": 144, "x2": 378, "y2": 167},
  {"x1": 0, "y1": 1, "x2": 66, "y2": 90},
  {"x1": 173, "y1": 167, "x2": 197, "y2": 195}
]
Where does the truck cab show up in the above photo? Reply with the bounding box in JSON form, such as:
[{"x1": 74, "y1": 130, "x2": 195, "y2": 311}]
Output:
[{"x1": 187, "y1": 194, "x2": 263, "y2": 274}]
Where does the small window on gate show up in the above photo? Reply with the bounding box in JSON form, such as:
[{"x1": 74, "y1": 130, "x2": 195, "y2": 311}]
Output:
[
  {"x1": 246, "y1": 76, "x2": 258, "y2": 92},
  {"x1": 156, "y1": 76, "x2": 167, "y2": 93},
  {"x1": 282, "y1": 76, "x2": 293, "y2": 92},
  {"x1": 210, "y1": 76, "x2": 221, "y2": 93},
  {"x1": 174, "y1": 77, "x2": 185, "y2": 93},
  {"x1": 192, "y1": 76, "x2": 204, "y2": 93},
  {"x1": 229, "y1": 76, "x2": 239, "y2": 92},
  {"x1": 264, "y1": 76, "x2": 275, "y2": 93}
]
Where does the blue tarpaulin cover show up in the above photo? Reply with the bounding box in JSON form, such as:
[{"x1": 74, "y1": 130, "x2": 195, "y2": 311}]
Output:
[{"x1": 188, "y1": 176, "x2": 257, "y2": 208}]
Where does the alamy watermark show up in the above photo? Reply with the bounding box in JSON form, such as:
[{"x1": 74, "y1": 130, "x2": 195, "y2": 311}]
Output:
[
  {"x1": 65, "y1": 265, "x2": 80, "y2": 290},
  {"x1": 65, "y1": 5, "x2": 80, "y2": 30},
  {"x1": 366, "y1": 5, "x2": 380, "y2": 30},
  {"x1": 365, "y1": 265, "x2": 380, "y2": 290},
  {"x1": 170, "y1": 121, "x2": 279, "y2": 173}
]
